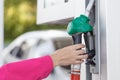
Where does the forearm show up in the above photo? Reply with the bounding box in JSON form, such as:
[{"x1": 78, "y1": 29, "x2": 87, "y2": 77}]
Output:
[{"x1": 0, "y1": 55, "x2": 54, "y2": 80}]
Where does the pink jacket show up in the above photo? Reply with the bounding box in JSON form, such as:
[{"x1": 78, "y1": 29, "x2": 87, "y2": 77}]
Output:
[{"x1": 0, "y1": 56, "x2": 54, "y2": 80}]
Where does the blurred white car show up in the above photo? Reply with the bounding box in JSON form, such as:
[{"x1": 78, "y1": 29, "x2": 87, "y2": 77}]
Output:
[{"x1": 1, "y1": 30, "x2": 72, "y2": 80}]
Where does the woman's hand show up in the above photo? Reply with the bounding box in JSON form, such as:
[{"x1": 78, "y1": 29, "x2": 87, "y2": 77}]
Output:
[{"x1": 50, "y1": 44, "x2": 88, "y2": 67}]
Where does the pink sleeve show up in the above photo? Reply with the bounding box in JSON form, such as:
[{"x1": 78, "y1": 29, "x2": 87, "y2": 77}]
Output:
[{"x1": 0, "y1": 55, "x2": 54, "y2": 80}]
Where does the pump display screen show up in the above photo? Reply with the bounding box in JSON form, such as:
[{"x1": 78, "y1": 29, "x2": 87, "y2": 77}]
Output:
[{"x1": 44, "y1": 0, "x2": 69, "y2": 8}]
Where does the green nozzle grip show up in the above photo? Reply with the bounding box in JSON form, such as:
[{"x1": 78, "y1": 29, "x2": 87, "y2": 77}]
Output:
[{"x1": 67, "y1": 15, "x2": 93, "y2": 35}]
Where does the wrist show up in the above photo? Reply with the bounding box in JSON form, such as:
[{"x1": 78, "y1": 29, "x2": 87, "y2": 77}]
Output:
[{"x1": 50, "y1": 53, "x2": 60, "y2": 67}]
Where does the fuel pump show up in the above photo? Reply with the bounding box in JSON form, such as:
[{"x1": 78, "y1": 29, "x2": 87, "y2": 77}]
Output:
[{"x1": 67, "y1": 0, "x2": 95, "y2": 80}]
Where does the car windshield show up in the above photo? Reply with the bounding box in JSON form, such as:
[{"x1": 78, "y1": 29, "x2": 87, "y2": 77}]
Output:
[{"x1": 10, "y1": 39, "x2": 38, "y2": 59}]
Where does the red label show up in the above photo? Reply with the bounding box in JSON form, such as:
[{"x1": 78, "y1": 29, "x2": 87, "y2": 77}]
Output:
[{"x1": 71, "y1": 71, "x2": 80, "y2": 80}]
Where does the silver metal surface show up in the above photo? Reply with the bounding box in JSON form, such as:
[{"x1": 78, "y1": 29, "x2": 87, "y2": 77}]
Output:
[
  {"x1": 98, "y1": 0, "x2": 107, "y2": 79},
  {"x1": 87, "y1": 0, "x2": 108, "y2": 80},
  {"x1": 90, "y1": 0, "x2": 108, "y2": 80},
  {"x1": 85, "y1": 0, "x2": 95, "y2": 17}
]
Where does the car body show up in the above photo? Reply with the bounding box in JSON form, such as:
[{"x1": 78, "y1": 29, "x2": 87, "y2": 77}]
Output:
[{"x1": 1, "y1": 30, "x2": 72, "y2": 80}]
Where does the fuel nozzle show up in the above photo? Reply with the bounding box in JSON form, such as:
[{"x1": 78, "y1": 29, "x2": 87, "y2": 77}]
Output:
[
  {"x1": 67, "y1": 0, "x2": 95, "y2": 80},
  {"x1": 71, "y1": 33, "x2": 82, "y2": 80},
  {"x1": 67, "y1": 15, "x2": 93, "y2": 80},
  {"x1": 84, "y1": 32, "x2": 96, "y2": 66}
]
